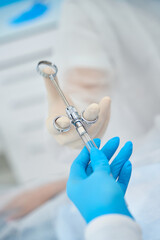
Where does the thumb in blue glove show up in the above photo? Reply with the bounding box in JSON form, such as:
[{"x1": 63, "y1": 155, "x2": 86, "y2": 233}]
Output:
[{"x1": 67, "y1": 137, "x2": 133, "y2": 223}]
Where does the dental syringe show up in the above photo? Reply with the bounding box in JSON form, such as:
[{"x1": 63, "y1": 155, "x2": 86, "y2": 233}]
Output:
[{"x1": 37, "y1": 61, "x2": 97, "y2": 152}]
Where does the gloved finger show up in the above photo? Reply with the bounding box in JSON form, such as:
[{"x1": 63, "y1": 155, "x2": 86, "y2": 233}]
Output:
[
  {"x1": 83, "y1": 103, "x2": 100, "y2": 121},
  {"x1": 90, "y1": 148, "x2": 110, "y2": 173},
  {"x1": 47, "y1": 116, "x2": 70, "y2": 136},
  {"x1": 101, "y1": 137, "x2": 120, "y2": 161},
  {"x1": 88, "y1": 97, "x2": 111, "y2": 139},
  {"x1": 118, "y1": 161, "x2": 132, "y2": 195},
  {"x1": 86, "y1": 164, "x2": 93, "y2": 176},
  {"x1": 43, "y1": 67, "x2": 73, "y2": 117},
  {"x1": 43, "y1": 67, "x2": 61, "y2": 110},
  {"x1": 56, "y1": 116, "x2": 70, "y2": 129},
  {"x1": 86, "y1": 137, "x2": 119, "y2": 176},
  {"x1": 111, "y1": 141, "x2": 133, "y2": 180},
  {"x1": 70, "y1": 139, "x2": 101, "y2": 179},
  {"x1": 86, "y1": 139, "x2": 101, "y2": 176}
]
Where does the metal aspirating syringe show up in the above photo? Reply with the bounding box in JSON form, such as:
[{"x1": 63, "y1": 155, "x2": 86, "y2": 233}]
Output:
[{"x1": 37, "y1": 61, "x2": 98, "y2": 152}]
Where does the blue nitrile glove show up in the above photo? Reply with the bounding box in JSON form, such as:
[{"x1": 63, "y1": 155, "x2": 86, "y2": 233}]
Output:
[{"x1": 67, "y1": 137, "x2": 133, "y2": 223}]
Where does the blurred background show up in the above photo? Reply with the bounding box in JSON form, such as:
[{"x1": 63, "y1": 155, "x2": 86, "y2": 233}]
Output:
[
  {"x1": 0, "y1": 0, "x2": 160, "y2": 239},
  {"x1": 0, "y1": 0, "x2": 160, "y2": 189},
  {"x1": 0, "y1": 0, "x2": 64, "y2": 189},
  {"x1": 1, "y1": 0, "x2": 160, "y2": 190}
]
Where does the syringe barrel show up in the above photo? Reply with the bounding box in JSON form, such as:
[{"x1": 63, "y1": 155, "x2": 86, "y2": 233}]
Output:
[
  {"x1": 75, "y1": 122, "x2": 97, "y2": 152},
  {"x1": 66, "y1": 106, "x2": 97, "y2": 152},
  {"x1": 81, "y1": 132, "x2": 97, "y2": 152}
]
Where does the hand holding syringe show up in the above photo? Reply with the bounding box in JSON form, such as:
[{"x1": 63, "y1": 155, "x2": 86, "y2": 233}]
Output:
[{"x1": 37, "y1": 61, "x2": 111, "y2": 151}]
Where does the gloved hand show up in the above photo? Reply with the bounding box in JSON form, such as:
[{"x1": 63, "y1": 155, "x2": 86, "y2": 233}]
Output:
[
  {"x1": 43, "y1": 67, "x2": 111, "y2": 148},
  {"x1": 67, "y1": 137, "x2": 133, "y2": 223}
]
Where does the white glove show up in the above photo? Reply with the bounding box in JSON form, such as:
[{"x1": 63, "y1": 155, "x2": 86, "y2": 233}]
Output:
[{"x1": 44, "y1": 67, "x2": 111, "y2": 149}]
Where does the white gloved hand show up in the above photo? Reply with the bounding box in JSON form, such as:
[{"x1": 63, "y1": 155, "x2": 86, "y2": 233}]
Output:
[{"x1": 44, "y1": 67, "x2": 111, "y2": 149}]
